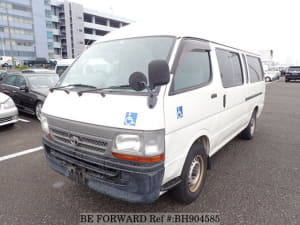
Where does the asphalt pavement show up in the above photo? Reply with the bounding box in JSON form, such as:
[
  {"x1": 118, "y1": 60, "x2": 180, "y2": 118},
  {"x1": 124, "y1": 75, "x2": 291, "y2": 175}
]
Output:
[{"x1": 0, "y1": 79, "x2": 299, "y2": 225}]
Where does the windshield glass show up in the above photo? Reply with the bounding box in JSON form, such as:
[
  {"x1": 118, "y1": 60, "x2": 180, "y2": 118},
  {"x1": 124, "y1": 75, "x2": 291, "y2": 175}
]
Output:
[
  {"x1": 27, "y1": 75, "x2": 59, "y2": 88},
  {"x1": 57, "y1": 36, "x2": 175, "y2": 92},
  {"x1": 288, "y1": 67, "x2": 300, "y2": 72}
]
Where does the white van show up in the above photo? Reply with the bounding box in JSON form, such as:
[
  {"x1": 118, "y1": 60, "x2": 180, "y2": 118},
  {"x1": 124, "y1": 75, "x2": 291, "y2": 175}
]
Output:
[
  {"x1": 55, "y1": 58, "x2": 75, "y2": 76},
  {"x1": 41, "y1": 24, "x2": 265, "y2": 204},
  {"x1": 0, "y1": 56, "x2": 12, "y2": 67}
]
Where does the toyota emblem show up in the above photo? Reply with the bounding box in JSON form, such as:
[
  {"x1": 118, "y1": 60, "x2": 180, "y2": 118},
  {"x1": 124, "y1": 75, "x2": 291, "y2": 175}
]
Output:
[{"x1": 70, "y1": 135, "x2": 80, "y2": 146}]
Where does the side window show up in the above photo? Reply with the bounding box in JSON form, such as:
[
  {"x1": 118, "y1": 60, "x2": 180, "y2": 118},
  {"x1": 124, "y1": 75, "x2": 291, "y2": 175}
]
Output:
[
  {"x1": 246, "y1": 55, "x2": 264, "y2": 83},
  {"x1": 242, "y1": 54, "x2": 249, "y2": 83},
  {"x1": 15, "y1": 75, "x2": 26, "y2": 87},
  {"x1": 173, "y1": 49, "x2": 211, "y2": 91},
  {"x1": 3, "y1": 75, "x2": 17, "y2": 86},
  {"x1": 216, "y1": 49, "x2": 243, "y2": 88}
]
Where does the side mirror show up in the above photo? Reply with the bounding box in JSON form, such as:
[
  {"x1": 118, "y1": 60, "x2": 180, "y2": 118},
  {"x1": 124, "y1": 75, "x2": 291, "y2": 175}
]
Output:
[
  {"x1": 148, "y1": 60, "x2": 170, "y2": 90},
  {"x1": 129, "y1": 72, "x2": 147, "y2": 91},
  {"x1": 20, "y1": 85, "x2": 29, "y2": 92}
]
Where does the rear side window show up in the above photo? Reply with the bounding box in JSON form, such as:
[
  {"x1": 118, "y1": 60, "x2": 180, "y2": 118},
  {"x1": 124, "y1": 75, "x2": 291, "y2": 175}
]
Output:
[
  {"x1": 3, "y1": 75, "x2": 17, "y2": 86},
  {"x1": 216, "y1": 49, "x2": 243, "y2": 88},
  {"x1": 288, "y1": 67, "x2": 300, "y2": 72},
  {"x1": 246, "y1": 56, "x2": 264, "y2": 82},
  {"x1": 173, "y1": 50, "x2": 211, "y2": 91}
]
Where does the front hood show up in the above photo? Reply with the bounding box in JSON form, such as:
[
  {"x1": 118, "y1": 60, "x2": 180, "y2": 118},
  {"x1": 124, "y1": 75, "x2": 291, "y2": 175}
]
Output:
[
  {"x1": 42, "y1": 91, "x2": 165, "y2": 130},
  {"x1": 0, "y1": 93, "x2": 9, "y2": 103},
  {"x1": 31, "y1": 87, "x2": 50, "y2": 97}
]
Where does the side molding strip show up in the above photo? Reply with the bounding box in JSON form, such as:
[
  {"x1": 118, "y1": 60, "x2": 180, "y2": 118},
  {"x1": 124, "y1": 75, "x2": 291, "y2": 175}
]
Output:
[{"x1": 245, "y1": 92, "x2": 263, "y2": 101}]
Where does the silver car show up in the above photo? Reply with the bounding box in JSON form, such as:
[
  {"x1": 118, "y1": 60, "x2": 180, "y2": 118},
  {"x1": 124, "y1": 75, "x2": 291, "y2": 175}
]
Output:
[{"x1": 0, "y1": 92, "x2": 18, "y2": 127}]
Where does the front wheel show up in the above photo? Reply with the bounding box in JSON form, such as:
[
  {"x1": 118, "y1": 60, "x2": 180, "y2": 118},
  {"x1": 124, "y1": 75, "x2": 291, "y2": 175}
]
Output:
[
  {"x1": 35, "y1": 101, "x2": 43, "y2": 121},
  {"x1": 240, "y1": 110, "x2": 257, "y2": 140},
  {"x1": 285, "y1": 79, "x2": 289, "y2": 82},
  {"x1": 265, "y1": 77, "x2": 271, "y2": 82},
  {"x1": 170, "y1": 144, "x2": 207, "y2": 204}
]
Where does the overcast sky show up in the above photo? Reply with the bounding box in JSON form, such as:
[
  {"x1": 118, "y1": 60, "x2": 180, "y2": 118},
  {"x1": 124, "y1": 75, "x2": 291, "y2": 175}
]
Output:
[{"x1": 72, "y1": 0, "x2": 300, "y2": 65}]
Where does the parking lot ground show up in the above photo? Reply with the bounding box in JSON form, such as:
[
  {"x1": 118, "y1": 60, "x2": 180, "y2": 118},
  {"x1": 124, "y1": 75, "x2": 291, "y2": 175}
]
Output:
[
  {"x1": 0, "y1": 80, "x2": 300, "y2": 225},
  {"x1": 0, "y1": 113, "x2": 43, "y2": 157}
]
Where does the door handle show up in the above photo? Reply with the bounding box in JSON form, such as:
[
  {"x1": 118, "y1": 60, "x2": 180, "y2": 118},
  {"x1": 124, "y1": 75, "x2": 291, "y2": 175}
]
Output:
[
  {"x1": 211, "y1": 93, "x2": 218, "y2": 99},
  {"x1": 223, "y1": 94, "x2": 226, "y2": 108}
]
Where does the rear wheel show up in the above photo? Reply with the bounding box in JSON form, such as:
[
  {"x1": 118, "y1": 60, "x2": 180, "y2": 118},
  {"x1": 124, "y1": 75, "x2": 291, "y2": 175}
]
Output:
[
  {"x1": 35, "y1": 101, "x2": 43, "y2": 121},
  {"x1": 170, "y1": 143, "x2": 207, "y2": 204},
  {"x1": 265, "y1": 77, "x2": 271, "y2": 82},
  {"x1": 285, "y1": 79, "x2": 289, "y2": 82},
  {"x1": 241, "y1": 110, "x2": 257, "y2": 140}
]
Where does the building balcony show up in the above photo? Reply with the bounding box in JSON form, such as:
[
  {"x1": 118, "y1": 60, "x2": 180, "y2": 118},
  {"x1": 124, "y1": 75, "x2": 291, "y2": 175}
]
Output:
[
  {"x1": 53, "y1": 42, "x2": 61, "y2": 48},
  {"x1": 51, "y1": 15, "x2": 59, "y2": 23},
  {"x1": 84, "y1": 22, "x2": 115, "y2": 32},
  {"x1": 84, "y1": 34, "x2": 99, "y2": 41}
]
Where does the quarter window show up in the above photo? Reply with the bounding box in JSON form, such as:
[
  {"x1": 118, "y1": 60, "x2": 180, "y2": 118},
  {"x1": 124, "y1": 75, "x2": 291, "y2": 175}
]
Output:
[
  {"x1": 216, "y1": 49, "x2": 243, "y2": 88},
  {"x1": 174, "y1": 50, "x2": 211, "y2": 91},
  {"x1": 246, "y1": 55, "x2": 264, "y2": 82}
]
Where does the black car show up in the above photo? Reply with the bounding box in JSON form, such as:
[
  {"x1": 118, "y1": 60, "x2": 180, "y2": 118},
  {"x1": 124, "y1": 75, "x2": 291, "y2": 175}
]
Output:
[
  {"x1": 285, "y1": 66, "x2": 300, "y2": 82},
  {"x1": 0, "y1": 73, "x2": 59, "y2": 120}
]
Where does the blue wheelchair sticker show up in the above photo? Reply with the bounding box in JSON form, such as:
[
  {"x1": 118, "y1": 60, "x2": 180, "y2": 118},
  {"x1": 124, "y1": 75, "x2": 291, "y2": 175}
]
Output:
[
  {"x1": 124, "y1": 112, "x2": 138, "y2": 126},
  {"x1": 177, "y1": 106, "x2": 183, "y2": 119}
]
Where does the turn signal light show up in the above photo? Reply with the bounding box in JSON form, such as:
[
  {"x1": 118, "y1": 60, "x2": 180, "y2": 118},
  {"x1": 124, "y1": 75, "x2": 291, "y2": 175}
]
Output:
[{"x1": 112, "y1": 152, "x2": 164, "y2": 163}]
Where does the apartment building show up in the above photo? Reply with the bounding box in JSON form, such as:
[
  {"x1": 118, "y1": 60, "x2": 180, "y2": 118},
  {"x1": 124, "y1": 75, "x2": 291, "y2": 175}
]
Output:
[{"x1": 0, "y1": 0, "x2": 132, "y2": 61}]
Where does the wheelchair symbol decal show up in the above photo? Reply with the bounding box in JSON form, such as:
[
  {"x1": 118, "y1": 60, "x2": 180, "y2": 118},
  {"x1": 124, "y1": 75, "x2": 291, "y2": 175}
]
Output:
[
  {"x1": 124, "y1": 112, "x2": 138, "y2": 126},
  {"x1": 177, "y1": 106, "x2": 183, "y2": 119}
]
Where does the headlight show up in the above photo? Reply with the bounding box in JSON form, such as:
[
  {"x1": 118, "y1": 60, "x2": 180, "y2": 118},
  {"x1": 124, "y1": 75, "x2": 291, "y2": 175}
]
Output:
[
  {"x1": 2, "y1": 98, "x2": 15, "y2": 109},
  {"x1": 41, "y1": 113, "x2": 49, "y2": 134},
  {"x1": 112, "y1": 130, "x2": 165, "y2": 162},
  {"x1": 115, "y1": 134, "x2": 142, "y2": 153}
]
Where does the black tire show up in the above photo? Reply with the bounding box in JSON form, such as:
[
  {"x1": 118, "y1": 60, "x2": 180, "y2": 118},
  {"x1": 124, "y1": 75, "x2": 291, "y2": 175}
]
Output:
[
  {"x1": 170, "y1": 143, "x2": 207, "y2": 204},
  {"x1": 265, "y1": 77, "x2": 271, "y2": 82},
  {"x1": 240, "y1": 110, "x2": 257, "y2": 140},
  {"x1": 285, "y1": 79, "x2": 289, "y2": 82},
  {"x1": 35, "y1": 101, "x2": 43, "y2": 121}
]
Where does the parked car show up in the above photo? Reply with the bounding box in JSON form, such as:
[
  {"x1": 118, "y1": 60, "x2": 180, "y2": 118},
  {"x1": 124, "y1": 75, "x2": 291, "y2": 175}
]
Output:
[
  {"x1": 41, "y1": 24, "x2": 265, "y2": 204},
  {"x1": 264, "y1": 69, "x2": 280, "y2": 82},
  {"x1": 285, "y1": 66, "x2": 300, "y2": 82},
  {"x1": 0, "y1": 92, "x2": 18, "y2": 127},
  {"x1": 55, "y1": 58, "x2": 75, "y2": 76},
  {"x1": 22, "y1": 69, "x2": 56, "y2": 74},
  {"x1": 0, "y1": 73, "x2": 59, "y2": 120}
]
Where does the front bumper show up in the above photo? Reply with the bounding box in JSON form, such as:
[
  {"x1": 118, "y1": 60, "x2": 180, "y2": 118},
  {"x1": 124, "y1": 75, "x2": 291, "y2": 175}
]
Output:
[
  {"x1": 286, "y1": 75, "x2": 300, "y2": 80},
  {"x1": 0, "y1": 107, "x2": 18, "y2": 126},
  {"x1": 43, "y1": 136, "x2": 164, "y2": 203}
]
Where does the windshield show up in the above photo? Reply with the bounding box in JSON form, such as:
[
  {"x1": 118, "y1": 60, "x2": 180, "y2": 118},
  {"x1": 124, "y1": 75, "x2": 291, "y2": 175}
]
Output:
[
  {"x1": 288, "y1": 67, "x2": 300, "y2": 72},
  {"x1": 57, "y1": 36, "x2": 175, "y2": 92},
  {"x1": 27, "y1": 75, "x2": 59, "y2": 88}
]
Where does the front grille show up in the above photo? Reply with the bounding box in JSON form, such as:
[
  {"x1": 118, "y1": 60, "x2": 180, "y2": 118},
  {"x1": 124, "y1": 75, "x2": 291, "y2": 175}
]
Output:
[
  {"x1": 0, "y1": 116, "x2": 13, "y2": 123},
  {"x1": 50, "y1": 127, "x2": 109, "y2": 154}
]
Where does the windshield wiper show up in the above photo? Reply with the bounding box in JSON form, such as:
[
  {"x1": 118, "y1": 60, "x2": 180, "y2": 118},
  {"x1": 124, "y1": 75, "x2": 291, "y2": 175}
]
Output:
[
  {"x1": 50, "y1": 84, "x2": 97, "y2": 94},
  {"x1": 77, "y1": 85, "x2": 131, "y2": 97}
]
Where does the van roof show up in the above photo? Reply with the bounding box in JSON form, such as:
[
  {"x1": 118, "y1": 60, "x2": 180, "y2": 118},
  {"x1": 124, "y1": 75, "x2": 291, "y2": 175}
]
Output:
[{"x1": 95, "y1": 21, "x2": 259, "y2": 56}]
